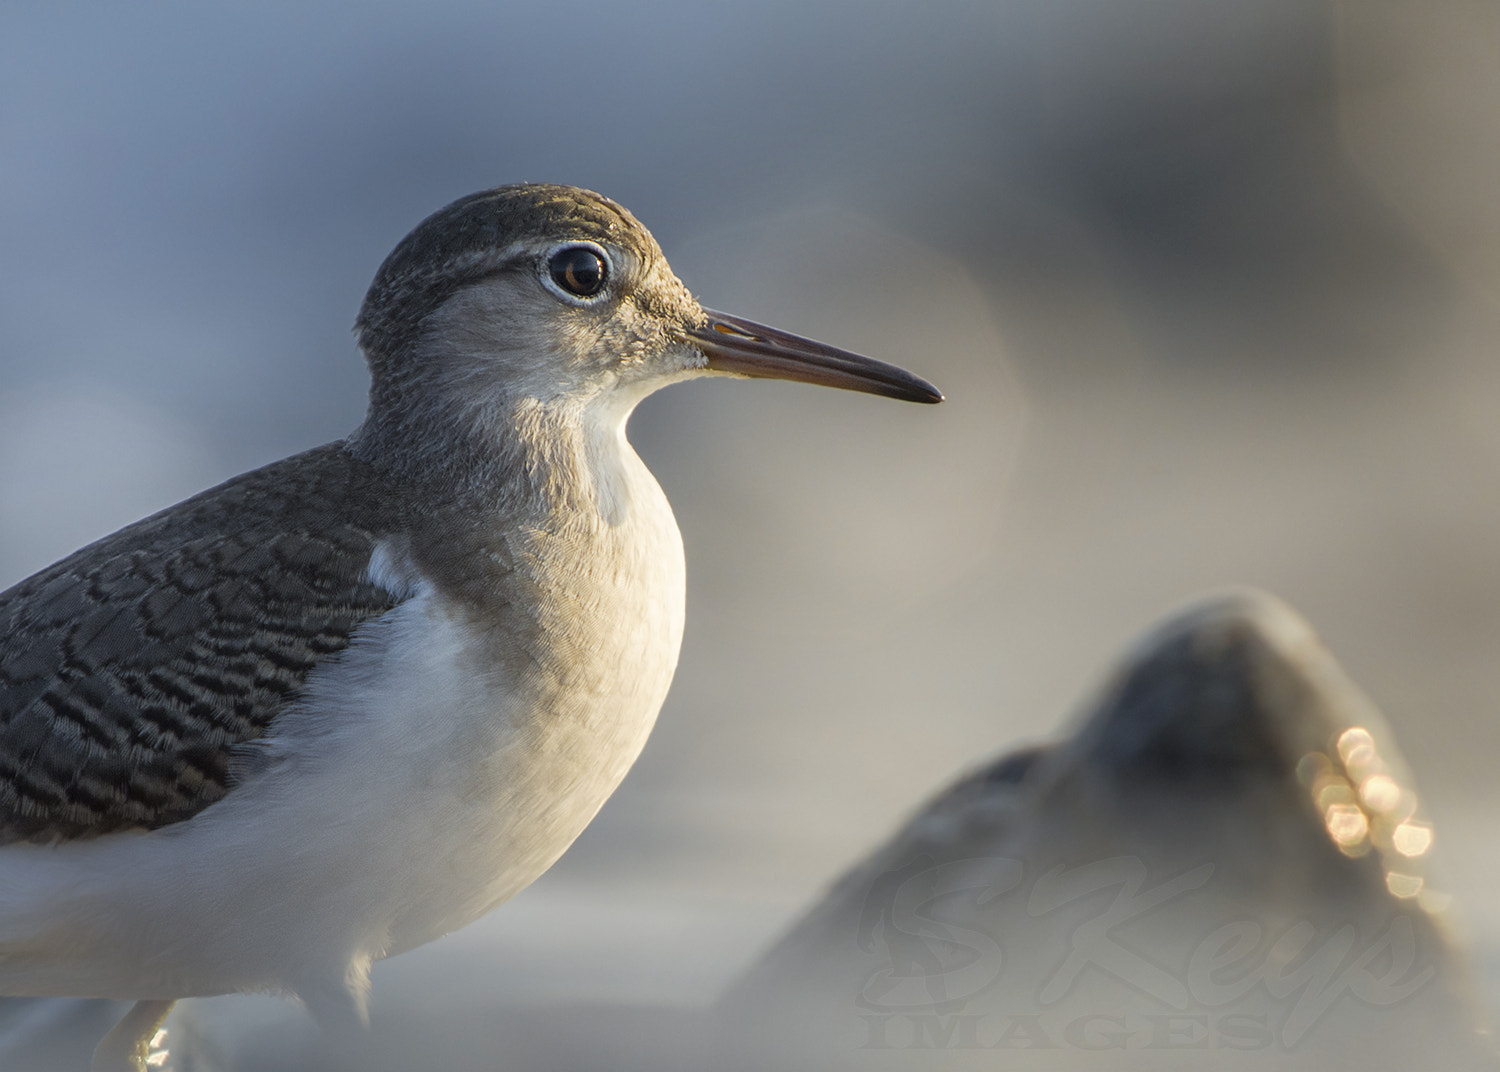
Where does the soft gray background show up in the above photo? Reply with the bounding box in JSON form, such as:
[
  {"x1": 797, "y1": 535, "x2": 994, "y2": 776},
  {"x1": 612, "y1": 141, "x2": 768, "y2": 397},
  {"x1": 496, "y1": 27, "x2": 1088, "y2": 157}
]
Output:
[{"x1": 2, "y1": 0, "x2": 1498, "y2": 1060}]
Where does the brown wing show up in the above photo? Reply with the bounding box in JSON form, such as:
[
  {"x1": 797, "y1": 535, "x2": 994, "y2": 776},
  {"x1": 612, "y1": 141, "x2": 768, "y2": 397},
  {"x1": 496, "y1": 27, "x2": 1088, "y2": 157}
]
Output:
[{"x1": 0, "y1": 443, "x2": 401, "y2": 843}]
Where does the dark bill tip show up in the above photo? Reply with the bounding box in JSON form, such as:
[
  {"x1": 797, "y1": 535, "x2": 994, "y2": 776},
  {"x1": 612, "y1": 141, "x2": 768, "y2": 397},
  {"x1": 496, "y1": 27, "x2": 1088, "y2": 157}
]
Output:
[{"x1": 687, "y1": 309, "x2": 943, "y2": 405}]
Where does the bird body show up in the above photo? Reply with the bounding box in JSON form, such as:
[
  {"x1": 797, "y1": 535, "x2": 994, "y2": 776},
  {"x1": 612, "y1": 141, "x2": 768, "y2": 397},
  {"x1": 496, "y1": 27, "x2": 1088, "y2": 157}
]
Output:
[
  {"x1": 0, "y1": 432, "x2": 682, "y2": 1023},
  {"x1": 0, "y1": 184, "x2": 939, "y2": 1065}
]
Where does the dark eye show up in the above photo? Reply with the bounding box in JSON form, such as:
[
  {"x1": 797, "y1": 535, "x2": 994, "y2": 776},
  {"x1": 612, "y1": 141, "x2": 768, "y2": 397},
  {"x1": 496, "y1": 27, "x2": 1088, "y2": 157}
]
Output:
[{"x1": 548, "y1": 245, "x2": 608, "y2": 298}]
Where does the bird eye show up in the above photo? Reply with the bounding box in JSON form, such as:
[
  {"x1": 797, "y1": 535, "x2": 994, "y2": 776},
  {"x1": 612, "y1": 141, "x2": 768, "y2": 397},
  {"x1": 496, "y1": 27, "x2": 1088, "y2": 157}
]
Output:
[{"x1": 547, "y1": 245, "x2": 609, "y2": 299}]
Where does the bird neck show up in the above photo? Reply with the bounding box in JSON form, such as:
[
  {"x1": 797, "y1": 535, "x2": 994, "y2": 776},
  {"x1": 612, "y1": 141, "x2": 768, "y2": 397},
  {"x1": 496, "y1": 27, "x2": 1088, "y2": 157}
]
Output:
[{"x1": 349, "y1": 378, "x2": 642, "y2": 527}]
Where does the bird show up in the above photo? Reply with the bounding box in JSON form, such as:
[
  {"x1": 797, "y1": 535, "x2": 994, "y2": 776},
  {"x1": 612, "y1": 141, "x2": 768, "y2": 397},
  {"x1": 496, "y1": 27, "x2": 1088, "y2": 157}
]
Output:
[
  {"x1": 720, "y1": 592, "x2": 1488, "y2": 1071},
  {"x1": 0, "y1": 183, "x2": 941, "y2": 1070}
]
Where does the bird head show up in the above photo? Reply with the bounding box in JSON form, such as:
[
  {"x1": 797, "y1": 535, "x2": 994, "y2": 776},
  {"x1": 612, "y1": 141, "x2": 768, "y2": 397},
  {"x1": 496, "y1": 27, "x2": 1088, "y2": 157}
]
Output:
[{"x1": 355, "y1": 184, "x2": 941, "y2": 418}]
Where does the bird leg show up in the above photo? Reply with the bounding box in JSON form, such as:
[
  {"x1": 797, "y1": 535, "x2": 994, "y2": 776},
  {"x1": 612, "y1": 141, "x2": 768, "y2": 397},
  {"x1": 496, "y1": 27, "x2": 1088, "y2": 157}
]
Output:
[{"x1": 91, "y1": 999, "x2": 174, "y2": 1072}]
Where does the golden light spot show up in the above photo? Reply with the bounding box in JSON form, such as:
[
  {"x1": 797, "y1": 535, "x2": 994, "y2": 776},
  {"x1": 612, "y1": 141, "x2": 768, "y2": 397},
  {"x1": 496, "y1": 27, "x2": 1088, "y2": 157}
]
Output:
[
  {"x1": 1337, "y1": 727, "x2": 1377, "y2": 776},
  {"x1": 1325, "y1": 802, "x2": 1369, "y2": 846},
  {"x1": 1360, "y1": 774, "x2": 1402, "y2": 813},
  {"x1": 1392, "y1": 821, "x2": 1433, "y2": 857},
  {"x1": 1386, "y1": 872, "x2": 1424, "y2": 899}
]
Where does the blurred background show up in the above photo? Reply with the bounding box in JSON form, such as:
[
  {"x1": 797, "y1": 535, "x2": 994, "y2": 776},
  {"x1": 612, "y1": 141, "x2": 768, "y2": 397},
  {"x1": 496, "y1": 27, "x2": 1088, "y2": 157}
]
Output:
[{"x1": 2, "y1": 0, "x2": 1498, "y2": 1063}]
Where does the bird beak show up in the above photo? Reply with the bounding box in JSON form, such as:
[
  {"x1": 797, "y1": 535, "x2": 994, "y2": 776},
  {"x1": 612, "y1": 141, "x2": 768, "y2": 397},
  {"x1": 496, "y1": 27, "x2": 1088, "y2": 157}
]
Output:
[{"x1": 687, "y1": 309, "x2": 943, "y2": 404}]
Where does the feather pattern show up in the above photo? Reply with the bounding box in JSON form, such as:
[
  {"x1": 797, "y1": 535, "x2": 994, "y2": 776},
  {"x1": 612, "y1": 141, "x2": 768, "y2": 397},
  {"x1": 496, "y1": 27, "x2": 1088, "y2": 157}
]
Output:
[{"x1": 0, "y1": 443, "x2": 402, "y2": 842}]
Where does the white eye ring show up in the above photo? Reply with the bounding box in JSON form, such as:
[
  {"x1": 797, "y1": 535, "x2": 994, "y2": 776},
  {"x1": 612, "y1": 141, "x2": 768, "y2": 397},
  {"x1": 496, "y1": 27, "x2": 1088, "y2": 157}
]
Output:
[{"x1": 540, "y1": 241, "x2": 613, "y2": 305}]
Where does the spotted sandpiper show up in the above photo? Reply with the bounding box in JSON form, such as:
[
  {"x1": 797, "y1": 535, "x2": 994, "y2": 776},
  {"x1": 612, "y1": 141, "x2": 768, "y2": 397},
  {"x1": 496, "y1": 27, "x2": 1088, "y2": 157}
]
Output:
[{"x1": 0, "y1": 184, "x2": 940, "y2": 1070}]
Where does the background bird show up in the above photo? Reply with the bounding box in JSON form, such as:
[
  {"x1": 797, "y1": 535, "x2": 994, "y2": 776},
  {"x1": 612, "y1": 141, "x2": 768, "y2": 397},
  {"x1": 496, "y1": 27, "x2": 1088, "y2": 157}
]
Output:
[
  {"x1": 720, "y1": 592, "x2": 1495, "y2": 1071},
  {"x1": 0, "y1": 183, "x2": 939, "y2": 1070}
]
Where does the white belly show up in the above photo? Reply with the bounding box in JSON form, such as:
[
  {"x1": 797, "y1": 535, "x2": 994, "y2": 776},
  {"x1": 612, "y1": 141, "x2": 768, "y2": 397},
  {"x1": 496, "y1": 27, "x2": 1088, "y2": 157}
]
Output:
[{"x1": 0, "y1": 466, "x2": 686, "y2": 1016}]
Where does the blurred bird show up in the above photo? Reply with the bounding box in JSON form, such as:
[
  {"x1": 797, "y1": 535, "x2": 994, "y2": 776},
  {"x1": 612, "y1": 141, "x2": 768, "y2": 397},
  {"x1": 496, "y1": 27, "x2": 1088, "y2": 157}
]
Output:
[
  {"x1": 0, "y1": 184, "x2": 941, "y2": 1071},
  {"x1": 722, "y1": 592, "x2": 1489, "y2": 1072}
]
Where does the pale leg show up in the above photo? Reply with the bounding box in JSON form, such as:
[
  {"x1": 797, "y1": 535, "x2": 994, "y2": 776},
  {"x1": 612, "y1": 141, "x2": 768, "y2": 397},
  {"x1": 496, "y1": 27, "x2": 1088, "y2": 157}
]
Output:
[{"x1": 91, "y1": 999, "x2": 174, "y2": 1072}]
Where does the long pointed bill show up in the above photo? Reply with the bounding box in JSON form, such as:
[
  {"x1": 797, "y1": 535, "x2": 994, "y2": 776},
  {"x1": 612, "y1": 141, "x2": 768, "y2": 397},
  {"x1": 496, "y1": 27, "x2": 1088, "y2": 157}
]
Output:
[{"x1": 686, "y1": 309, "x2": 943, "y2": 404}]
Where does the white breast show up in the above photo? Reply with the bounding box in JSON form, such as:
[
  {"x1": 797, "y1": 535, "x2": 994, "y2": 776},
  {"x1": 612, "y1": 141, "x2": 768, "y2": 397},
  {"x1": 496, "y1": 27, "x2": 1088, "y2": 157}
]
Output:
[{"x1": 0, "y1": 432, "x2": 686, "y2": 1020}]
